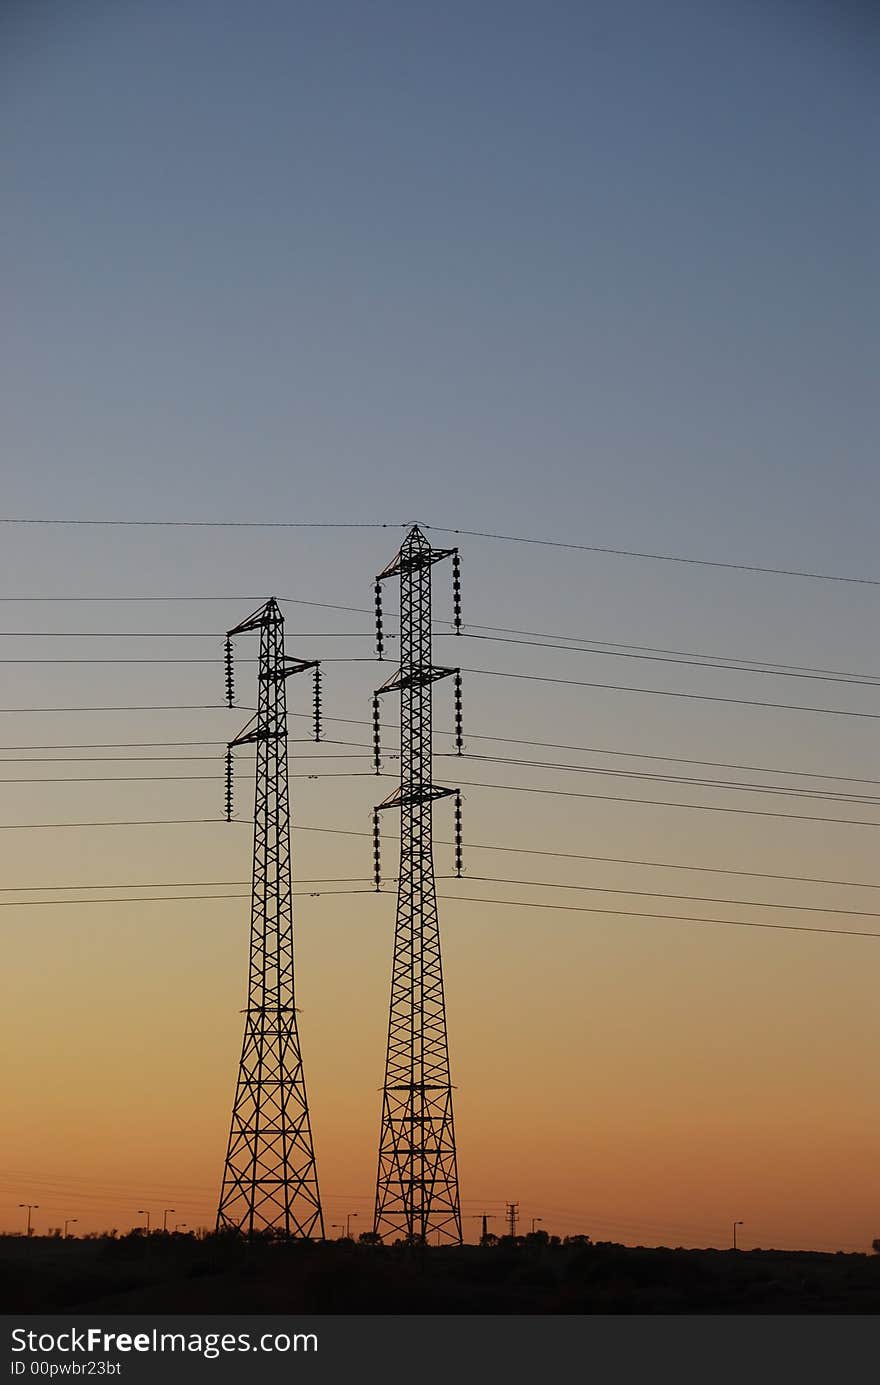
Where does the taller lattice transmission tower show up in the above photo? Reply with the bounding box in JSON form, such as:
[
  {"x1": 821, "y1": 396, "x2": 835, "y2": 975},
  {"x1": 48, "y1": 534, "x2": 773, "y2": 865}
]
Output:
[
  {"x1": 216, "y1": 598, "x2": 324, "y2": 1238},
  {"x1": 371, "y1": 525, "x2": 464, "y2": 1245}
]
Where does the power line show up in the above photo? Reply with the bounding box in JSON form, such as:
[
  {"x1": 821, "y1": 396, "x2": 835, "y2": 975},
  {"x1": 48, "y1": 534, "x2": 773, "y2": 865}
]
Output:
[
  {"x1": 423, "y1": 525, "x2": 880, "y2": 588},
  {"x1": 453, "y1": 775, "x2": 880, "y2": 828},
  {"x1": 0, "y1": 770, "x2": 372, "y2": 784},
  {"x1": 0, "y1": 519, "x2": 404, "y2": 530},
  {"x1": 452, "y1": 876, "x2": 880, "y2": 920},
  {"x1": 0, "y1": 595, "x2": 375, "y2": 618},
  {"x1": 0, "y1": 737, "x2": 362, "y2": 752},
  {"x1": 445, "y1": 625, "x2": 880, "y2": 683},
  {"x1": 3, "y1": 758, "x2": 871, "y2": 809},
  {"x1": 0, "y1": 632, "x2": 365, "y2": 639},
  {"x1": 0, "y1": 753, "x2": 366, "y2": 764},
  {"x1": 3, "y1": 873, "x2": 880, "y2": 920},
  {"x1": 459, "y1": 754, "x2": 880, "y2": 806},
  {"x1": 460, "y1": 633, "x2": 880, "y2": 688},
  {"x1": 4, "y1": 760, "x2": 877, "y2": 821},
  {"x1": 0, "y1": 818, "x2": 231, "y2": 831},
  {"x1": 4, "y1": 517, "x2": 877, "y2": 586},
  {"x1": 298, "y1": 823, "x2": 880, "y2": 891},
  {"x1": 0, "y1": 704, "x2": 252, "y2": 714},
  {"x1": 0, "y1": 597, "x2": 873, "y2": 685},
  {"x1": 1, "y1": 727, "x2": 873, "y2": 790},
  {"x1": 0, "y1": 887, "x2": 376, "y2": 908},
  {"x1": 4, "y1": 813, "x2": 877, "y2": 893},
  {"x1": 4, "y1": 629, "x2": 879, "y2": 688},
  {"x1": 434, "y1": 892, "x2": 880, "y2": 941},
  {"x1": 6, "y1": 645, "x2": 879, "y2": 706},
  {"x1": 2, "y1": 882, "x2": 875, "y2": 940},
  {"x1": 2, "y1": 766, "x2": 878, "y2": 827},
  {"x1": 3, "y1": 600, "x2": 877, "y2": 686},
  {"x1": 0, "y1": 879, "x2": 250, "y2": 892},
  {"x1": 442, "y1": 738, "x2": 880, "y2": 788},
  {"x1": 462, "y1": 666, "x2": 880, "y2": 721}
]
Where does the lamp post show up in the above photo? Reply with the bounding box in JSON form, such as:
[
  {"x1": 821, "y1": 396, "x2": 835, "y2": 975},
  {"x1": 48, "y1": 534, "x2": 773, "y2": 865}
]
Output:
[
  {"x1": 345, "y1": 1212, "x2": 358, "y2": 1239},
  {"x1": 174, "y1": 1223, "x2": 187, "y2": 1234},
  {"x1": 19, "y1": 1204, "x2": 38, "y2": 1237},
  {"x1": 530, "y1": 1217, "x2": 543, "y2": 1234},
  {"x1": 64, "y1": 1219, "x2": 78, "y2": 1239},
  {"x1": 733, "y1": 1220, "x2": 743, "y2": 1251},
  {"x1": 162, "y1": 1209, "x2": 175, "y2": 1233},
  {"x1": 137, "y1": 1210, "x2": 151, "y2": 1234},
  {"x1": 331, "y1": 1224, "x2": 344, "y2": 1239}
]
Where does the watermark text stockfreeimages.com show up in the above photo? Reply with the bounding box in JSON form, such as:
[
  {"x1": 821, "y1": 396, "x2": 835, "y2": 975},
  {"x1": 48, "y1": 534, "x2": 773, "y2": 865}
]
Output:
[{"x1": 10, "y1": 1327, "x2": 317, "y2": 1364}]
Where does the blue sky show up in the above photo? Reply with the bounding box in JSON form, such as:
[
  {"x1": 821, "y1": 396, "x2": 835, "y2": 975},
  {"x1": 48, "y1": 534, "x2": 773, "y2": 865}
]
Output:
[
  {"x1": 3, "y1": 0, "x2": 875, "y2": 561},
  {"x1": 2, "y1": 0, "x2": 876, "y2": 810}
]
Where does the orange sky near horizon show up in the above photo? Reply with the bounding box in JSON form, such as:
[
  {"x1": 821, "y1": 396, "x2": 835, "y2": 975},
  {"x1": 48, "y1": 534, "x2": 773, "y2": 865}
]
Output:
[{"x1": 3, "y1": 707, "x2": 879, "y2": 1254}]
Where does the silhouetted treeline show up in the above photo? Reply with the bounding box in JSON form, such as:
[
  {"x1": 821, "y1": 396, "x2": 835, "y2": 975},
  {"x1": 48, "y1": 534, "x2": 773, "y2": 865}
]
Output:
[{"x1": 3, "y1": 1232, "x2": 880, "y2": 1314}]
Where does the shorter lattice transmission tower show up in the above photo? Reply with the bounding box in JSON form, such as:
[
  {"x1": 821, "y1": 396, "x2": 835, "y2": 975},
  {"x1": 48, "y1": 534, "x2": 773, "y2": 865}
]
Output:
[
  {"x1": 506, "y1": 1202, "x2": 519, "y2": 1239},
  {"x1": 371, "y1": 525, "x2": 465, "y2": 1245},
  {"x1": 216, "y1": 598, "x2": 325, "y2": 1238}
]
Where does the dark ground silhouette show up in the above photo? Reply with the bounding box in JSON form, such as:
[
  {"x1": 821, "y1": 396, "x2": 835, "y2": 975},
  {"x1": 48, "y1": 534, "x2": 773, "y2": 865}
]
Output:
[{"x1": 3, "y1": 1232, "x2": 880, "y2": 1313}]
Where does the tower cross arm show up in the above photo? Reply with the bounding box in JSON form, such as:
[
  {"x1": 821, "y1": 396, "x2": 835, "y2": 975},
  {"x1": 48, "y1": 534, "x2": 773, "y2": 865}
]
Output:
[
  {"x1": 376, "y1": 783, "x2": 456, "y2": 812},
  {"x1": 376, "y1": 664, "x2": 457, "y2": 695},
  {"x1": 227, "y1": 598, "x2": 282, "y2": 637},
  {"x1": 377, "y1": 547, "x2": 456, "y2": 581},
  {"x1": 276, "y1": 656, "x2": 319, "y2": 681},
  {"x1": 228, "y1": 714, "x2": 284, "y2": 750}
]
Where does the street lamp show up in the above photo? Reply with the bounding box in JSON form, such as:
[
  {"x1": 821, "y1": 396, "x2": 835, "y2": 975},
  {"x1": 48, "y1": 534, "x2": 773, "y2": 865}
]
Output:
[
  {"x1": 174, "y1": 1223, "x2": 187, "y2": 1234},
  {"x1": 137, "y1": 1210, "x2": 151, "y2": 1234},
  {"x1": 733, "y1": 1220, "x2": 743, "y2": 1251},
  {"x1": 530, "y1": 1218, "x2": 543, "y2": 1234},
  {"x1": 331, "y1": 1224, "x2": 344, "y2": 1239},
  {"x1": 18, "y1": 1204, "x2": 39, "y2": 1237},
  {"x1": 345, "y1": 1212, "x2": 358, "y2": 1239},
  {"x1": 64, "y1": 1219, "x2": 78, "y2": 1239},
  {"x1": 162, "y1": 1209, "x2": 175, "y2": 1233}
]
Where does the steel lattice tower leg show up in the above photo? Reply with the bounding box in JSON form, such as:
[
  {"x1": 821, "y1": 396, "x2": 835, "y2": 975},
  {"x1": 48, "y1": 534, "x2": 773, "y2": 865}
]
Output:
[
  {"x1": 216, "y1": 599, "x2": 324, "y2": 1238},
  {"x1": 372, "y1": 526, "x2": 463, "y2": 1246}
]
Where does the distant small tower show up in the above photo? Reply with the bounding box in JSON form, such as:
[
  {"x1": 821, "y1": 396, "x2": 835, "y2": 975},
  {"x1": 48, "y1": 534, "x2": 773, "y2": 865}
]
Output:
[{"x1": 506, "y1": 1202, "x2": 519, "y2": 1239}]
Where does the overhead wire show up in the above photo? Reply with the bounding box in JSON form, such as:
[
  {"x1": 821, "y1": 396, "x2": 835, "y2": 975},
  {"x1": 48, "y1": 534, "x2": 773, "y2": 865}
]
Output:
[
  {"x1": 296, "y1": 823, "x2": 880, "y2": 891},
  {"x1": 3, "y1": 516, "x2": 879, "y2": 585},
  {"x1": 456, "y1": 632, "x2": 880, "y2": 688},
  {"x1": 1, "y1": 756, "x2": 875, "y2": 809},
  {"x1": 456, "y1": 753, "x2": 880, "y2": 806},
  {"x1": 3, "y1": 815, "x2": 878, "y2": 894},
  {"x1": 450, "y1": 774, "x2": 880, "y2": 828},
  {"x1": 4, "y1": 874, "x2": 880, "y2": 920},
  {"x1": 422, "y1": 523, "x2": 880, "y2": 587},
  {"x1": 0, "y1": 725, "x2": 872, "y2": 790},
  {"x1": 434, "y1": 892, "x2": 880, "y2": 941},
  {"x1": 460, "y1": 666, "x2": 880, "y2": 721},
  {"x1": 1, "y1": 883, "x2": 876, "y2": 940}
]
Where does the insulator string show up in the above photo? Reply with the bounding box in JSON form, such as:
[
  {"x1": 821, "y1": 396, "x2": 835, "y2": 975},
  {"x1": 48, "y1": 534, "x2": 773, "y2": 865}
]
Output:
[
  {"x1": 373, "y1": 693, "x2": 382, "y2": 773},
  {"x1": 454, "y1": 790, "x2": 463, "y2": 878},
  {"x1": 454, "y1": 670, "x2": 463, "y2": 755},
  {"x1": 452, "y1": 549, "x2": 462, "y2": 634},
  {"x1": 313, "y1": 665, "x2": 322, "y2": 742},
  {"x1": 373, "y1": 809, "x2": 382, "y2": 891},
  {"x1": 225, "y1": 747, "x2": 234, "y2": 822},
  {"x1": 375, "y1": 580, "x2": 384, "y2": 659},
  {"x1": 224, "y1": 637, "x2": 234, "y2": 707}
]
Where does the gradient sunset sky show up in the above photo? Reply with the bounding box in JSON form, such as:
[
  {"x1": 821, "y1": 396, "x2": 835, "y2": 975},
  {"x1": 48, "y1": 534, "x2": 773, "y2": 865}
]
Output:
[{"x1": 1, "y1": 0, "x2": 878, "y2": 1250}]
